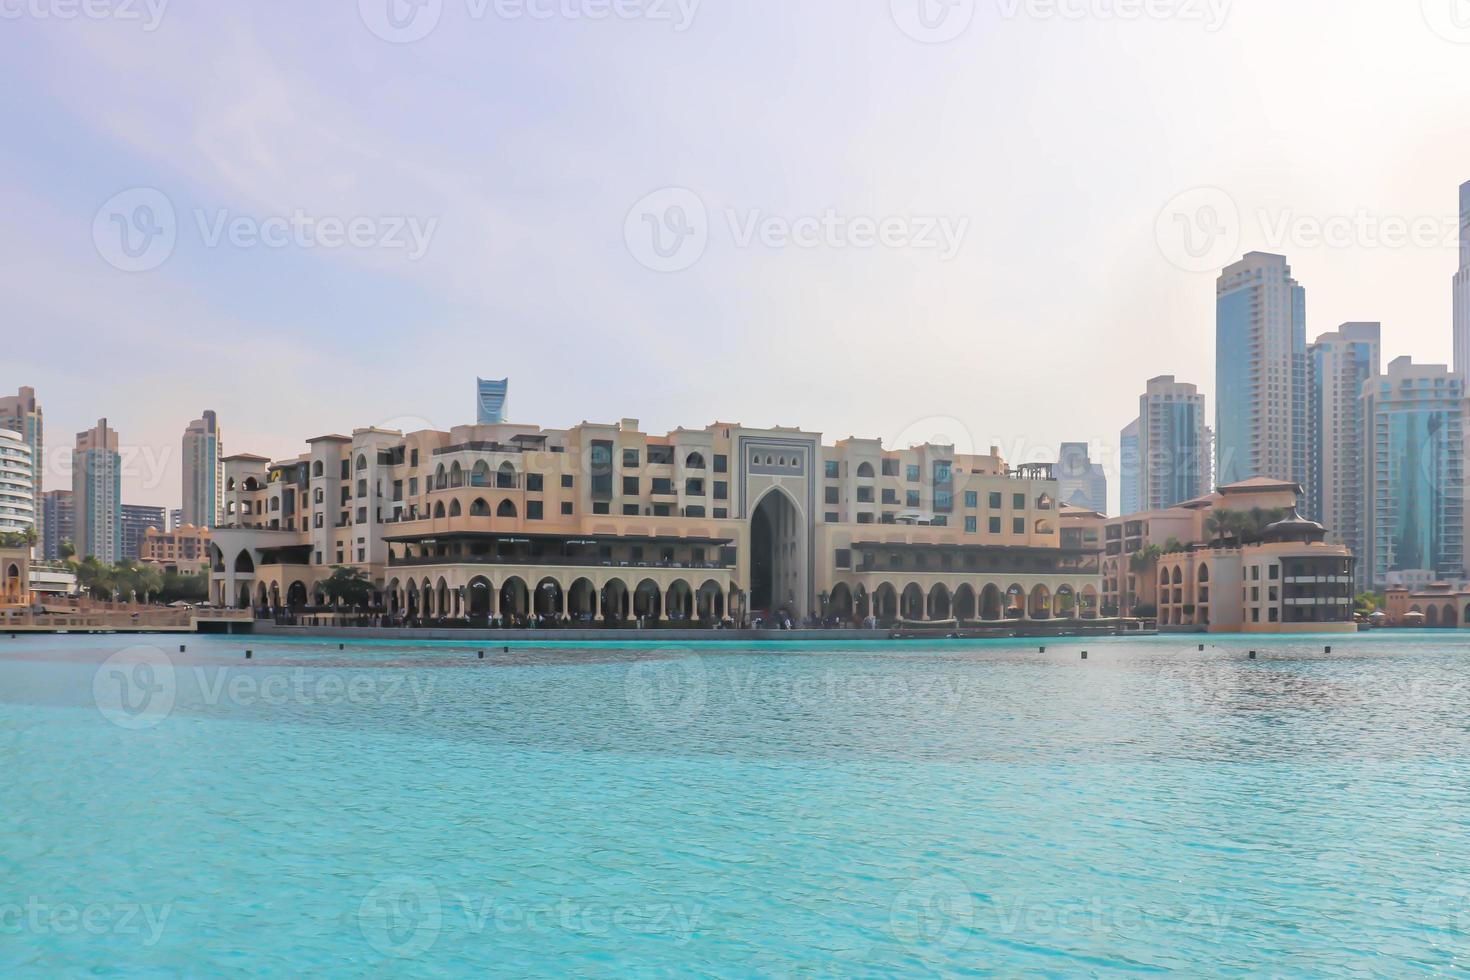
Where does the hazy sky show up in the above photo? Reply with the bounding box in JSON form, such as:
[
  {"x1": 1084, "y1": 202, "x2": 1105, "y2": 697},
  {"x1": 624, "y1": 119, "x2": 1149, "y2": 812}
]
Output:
[{"x1": 4, "y1": 0, "x2": 1470, "y2": 514}]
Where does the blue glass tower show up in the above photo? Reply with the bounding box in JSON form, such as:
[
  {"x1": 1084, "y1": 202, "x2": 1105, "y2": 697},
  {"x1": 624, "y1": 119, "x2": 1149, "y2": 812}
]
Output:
[{"x1": 477, "y1": 378, "x2": 510, "y2": 424}]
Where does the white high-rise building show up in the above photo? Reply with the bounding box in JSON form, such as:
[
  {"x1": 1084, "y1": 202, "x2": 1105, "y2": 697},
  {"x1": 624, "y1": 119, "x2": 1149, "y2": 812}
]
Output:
[
  {"x1": 1119, "y1": 418, "x2": 1141, "y2": 516},
  {"x1": 1138, "y1": 376, "x2": 1211, "y2": 511},
  {"x1": 182, "y1": 410, "x2": 221, "y2": 528},
  {"x1": 1307, "y1": 323, "x2": 1380, "y2": 584},
  {"x1": 0, "y1": 428, "x2": 35, "y2": 537},
  {"x1": 1454, "y1": 181, "x2": 1470, "y2": 382},
  {"x1": 1216, "y1": 252, "x2": 1307, "y2": 489}
]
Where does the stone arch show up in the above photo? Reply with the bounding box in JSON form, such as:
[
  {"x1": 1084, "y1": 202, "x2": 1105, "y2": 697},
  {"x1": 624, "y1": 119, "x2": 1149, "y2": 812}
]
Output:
[
  {"x1": 497, "y1": 461, "x2": 517, "y2": 489},
  {"x1": 750, "y1": 484, "x2": 806, "y2": 616},
  {"x1": 1444, "y1": 604, "x2": 1458, "y2": 628},
  {"x1": 286, "y1": 581, "x2": 308, "y2": 610},
  {"x1": 873, "y1": 582, "x2": 898, "y2": 623},
  {"x1": 685, "y1": 451, "x2": 706, "y2": 469},
  {"x1": 497, "y1": 499, "x2": 517, "y2": 519},
  {"x1": 449, "y1": 499, "x2": 462, "y2": 517},
  {"x1": 1029, "y1": 585, "x2": 1052, "y2": 619},
  {"x1": 1054, "y1": 584, "x2": 1076, "y2": 618},
  {"x1": 697, "y1": 579, "x2": 725, "y2": 621},
  {"x1": 470, "y1": 498, "x2": 490, "y2": 517},
  {"x1": 1426, "y1": 605, "x2": 1440, "y2": 627},
  {"x1": 534, "y1": 577, "x2": 563, "y2": 618},
  {"x1": 828, "y1": 583, "x2": 854, "y2": 621},
  {"x1": 953, "y1": 584, "x2": 977, "y2": 621},
  {"x1": 980, "y1": 584, "x2": 1004, "y2": 621},
  {"x1": 927, "y1": 582, "x2": 952, "y2": 620},
  {"x1": 856, "y1": 462, "x2": 875, "y2": 478},
  {"x1": 602, "y1": 578, "x2": 630, "y2": 623},
  {"x1": 467, "y1": 576, "x2": 492, "y2": 617},
  {"x1": 666, "y1": 580, "x2": 693, "y2": 621},
  {"x1": 900, "y1": 583, "x2": 925, "y2": 621},
  {"x1": 568, "y1": 578, "x2": 597, "y2": 618},
  {"x1": 1005, "y1": 584, "x2": 1026, "y2": 619},
  {"x1": 500, "y1": 576, "x2": 529, "y2": 619},
  {"x1": 433, "y1": 501, "x2": 446, "y2": 518},
  {"x1": 634, "y1": 579, "x2": 662, "y2": 621},
  {"x1": 234, "y1": 549, "x2": 255, "y2": 574}
]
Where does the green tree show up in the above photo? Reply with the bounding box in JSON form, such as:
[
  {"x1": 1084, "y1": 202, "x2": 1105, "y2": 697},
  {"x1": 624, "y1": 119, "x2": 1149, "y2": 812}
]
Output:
[
  {"x1": 320, "y1": 566, "x2": 374, "y2": 608},
  {"x1": 58, "y1": 539, "x2": 75, "y2": 560}
]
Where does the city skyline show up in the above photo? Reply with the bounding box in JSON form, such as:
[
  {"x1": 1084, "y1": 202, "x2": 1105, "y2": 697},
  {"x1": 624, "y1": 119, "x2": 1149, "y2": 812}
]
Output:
[{"x1": 6, "y1": 3, "x2": 1470, "y2": 514}]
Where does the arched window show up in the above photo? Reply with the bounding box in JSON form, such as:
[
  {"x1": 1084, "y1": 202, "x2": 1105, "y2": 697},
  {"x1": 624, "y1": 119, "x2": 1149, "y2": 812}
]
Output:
[
  {"x1": 449, "y1": 499, "x2": 462, "y2": 517},
  {"x1": 1171, "y1": 567, "x2": 1183, "y2": 585},
  {"x1": 312, "y1": 461, "x2": 323, "y2": 477},
  {"x1": 433, "y1": 501, "x2": 446, "y2": 518},
  {"x1": 470, "y1": 498, "x2": 490, "y2": 517},
  {"x1": 449, "y1": 462, "x2": 464, "y2": 488},
  {"x1": 1198, "y1": 564, "x2": 1210, "y2": 582},
  {"x1": 685, "y1": 452, "x2": 706, "y2": 469},
  {"x1": 856, "y1": 462, "x2": 875, "y2": 478},
  {"x1": 435, "y1": 464, "x2": 447, "y2": 490},
  {"x1": 356, "y1": 454, "x2": 367, "y2": 471},
  {"x1": 226, "y1": 477, "x2": 236, "y2": 491},
  {"x1": 497, "y1": 499, "x2": 518, "y2": 518},
  {"x1": 471, "y1": 461, "x2": 491, "y2": 487},
  {"x1": 497, "y1": 462, "x2": 516, "y2": 489}
]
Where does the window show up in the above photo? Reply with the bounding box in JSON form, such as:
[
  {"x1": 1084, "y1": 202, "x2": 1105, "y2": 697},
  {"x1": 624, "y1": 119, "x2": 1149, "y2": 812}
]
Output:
[
  {"x1": 561, "y1": 502, "x2": 574, "y2": 516},
  {"x1": 882, "y1": 488, "x2": 899, "y2": 505},
  {"x1": 686, "y1": 452, "x2": 706, "y2": 469},
  {"x1": 357, "y1": 507, "x2": 367, "y2": 524},
  {"x1": 684, "y1": 506, "x2": 706, "y2": 517},
  {"x1": 1269, "y1": 565, "x2": 1279, "y2": 579},
  {"x1": 526, "y1": 474, "x2": 543, "y2": 492},
  {"x1": 714, "y1": 481, "x2": 728, "y2": 500},
  {"x1": 623, "y1": 449, "x2": 640, "y2": 468},
  {"x1": 653, "y1": 503, "x2": 672, "y2": 517},
  {"x1": 824, "y1": 460, "x2": 839, "y2": 479},
  {"x1": 623, "y1": 504, "x2": 640, "y2": 516},
  {"x1": 825, "y1": 512, "x2": 839, "y2": 523},
  {"x1": 410, "y1": 448, "x2": 419, "y2": 467},
  {"x1": 989, "y1": 516, "x2": 1001, "y2": 533},
  {"x1": 652, "y1": 478, "x2": 673, "y2": 495},
  {"x1": 857, "y1": 486, "x2": 874, "y2": 503},
  {"x1": 881, "y1": 459, "x2": 899, "y2": 476},
  {"x1": 591, "y1": 441, "x2": 613, "y2": 498},
  {"x1": 408, "y1": 477, "x2": 418, "y2": 496},
  {"x1": 965, "y1": 491, "x2": 977, "y2": 508},
  {"x1": 559, "y1": 474, "x2": 573, "y2": 490},
  {"x1": 906, "y1": 464, "x2": 920, "y2": 482},
  {"x1": 648, "y1": 446, "x2": 674, "y2": 465},
  {"x1": 882, "y1": 513, "x2": 896, "y2": 524},
  {"x1": 1013, "y1": 493, "x2": 1025, "y2": 510},
  {"x1": 989, "y1": 492, "x2": 1002, "y2": 509},
  {"x1": 340, "y1": 459, "x2": 350, "y2": 479},
  {"x1": 906, "y1": 490, "x2": 920, "y2": 508},
  {"x1": 623, "y1": 476, "x2": 640, "y2": 495},
  {"x1": 527, "y1": 501, "x2": 543, "y2": 521},
  {"x1": 964, "y1": 516, "x2": 977, "y2": 533},
  {"x1": 685, "y1": 478, "x2": 705, "y2": 496},
  {"x1": 713, "y1": 454, "x2": 727, "y2": 473},
  {"x1": 593, "y1": 502, "x2": 610, "y2": 515},
  {"x1": 835, "y1": 549, "x2": 851, "y2": 569},
  {"x1": 824, "y1": 487, "x2": 839, "y2": 505},
  {"x1": 713, "y1": 507, "x2": 728, "y2": 519},
  {"x1": 857, "y1": 513, "x2": 875, "y2": 524}
]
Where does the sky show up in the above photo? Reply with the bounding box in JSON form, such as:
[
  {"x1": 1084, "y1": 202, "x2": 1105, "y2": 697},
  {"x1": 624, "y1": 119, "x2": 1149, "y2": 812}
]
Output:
[{"x1": 4, "y1": 0, "x2": 1470, "y2": 515}]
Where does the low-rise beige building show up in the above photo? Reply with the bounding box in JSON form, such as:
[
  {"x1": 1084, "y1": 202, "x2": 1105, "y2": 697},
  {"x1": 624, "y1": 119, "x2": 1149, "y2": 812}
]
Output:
[
  {"x1": 1, "y1": 546, "x2": 30, "y2": 606},
  {"x1": 139, "y1": 524, "x2": 212, "y2": 575},
  {"x1": 209, "y1": 419, "x2": 1100, "y2": 625}
]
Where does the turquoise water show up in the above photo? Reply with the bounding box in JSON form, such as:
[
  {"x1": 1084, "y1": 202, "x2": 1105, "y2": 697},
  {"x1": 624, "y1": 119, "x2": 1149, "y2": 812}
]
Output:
[{"x1": 3, "y1": 632, "x2": 1470, "y2": 976}]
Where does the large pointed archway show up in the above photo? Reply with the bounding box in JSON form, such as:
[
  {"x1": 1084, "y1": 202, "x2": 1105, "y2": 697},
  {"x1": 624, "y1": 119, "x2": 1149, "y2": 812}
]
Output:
[{"x1": 750, "y1": 487, "x2": 806, "y2": 619}]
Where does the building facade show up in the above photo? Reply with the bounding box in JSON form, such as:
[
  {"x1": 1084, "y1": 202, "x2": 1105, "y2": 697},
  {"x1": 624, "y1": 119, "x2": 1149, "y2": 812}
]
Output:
[
  {"x1": 0, "y1": 387, "x2": 42, "y2": 553},
  {"x1": 41, "y1": 489, "x2": 72, "y2": 559},
  {"x1": 477, "y1": 378, "x2": 510, "y2": 425},
  {"x1": 208, "y1": 418, "x2": 1100, "y2": 626},
  {"x1": 140, "y1": 523, "x2": 211, "y2": 574},
  {"x1": 1119, "y1": 418, "x2": 1141, "y2": 517},
  {"x1": 1216, "y1": 252, "x2": 1307, "y2": 489},
  {"x1": 73, "y1": 419, "x2": 121, "y2": 563},
  {"x1": 1056, "y1": 442, "x2": 1107, "y2": 514},
  {"x1": 1138, "y1": 375, "x2": 1211, "y2": 510},
  {"x1": 121, "y1": 504, "x2": 167, "y2": 560},
  {"x1": 181, "y1": 410, "x2": 221, "y2": 529},
  {"x1": 0, "y1": 428, "x2": 35, "y2": 537},
  {"x1": 1362, "y1": 357, "x2": 1466, "y2": 589},
  {"x1": 1307, "y1": 322, "x2": 1379, "y2": 585},
  {"x1": 1454, "y1": 180, "x2": 1470, "y2": 382}
]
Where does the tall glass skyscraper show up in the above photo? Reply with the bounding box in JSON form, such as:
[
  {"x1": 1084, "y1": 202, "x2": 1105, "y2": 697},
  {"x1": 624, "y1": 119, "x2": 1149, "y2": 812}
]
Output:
[
  {"x1": 477, "y1": 378, "x2": 510, "y2": 424},
  {"x1": 1363, "y1": 357, "x2": 1465, "y2": 589},
  {"x1": 182, "y1": 410, "x2": 221, "y2": 528},
  {"x1": 1119, "y1": 418, "x2": 1141, "y2": 516},
  {"x1": 1216, "y1": 253, "x2": 1307, "y2": 489},
  {"x1": 1453, "y1": 180, "x2": 1470, "y2": 382},
  {"x1": 1138, "y1": 375, "x2": 1211, "y2": 510},
  {"x1": 0, "y1": 386, "x2": 42, "y2": 555},
  {"x1": 74, "y1": 419, "x2": 122, "y2": 562},
  {"x1": 1307, "y1": 323, "x2": 1379, "y2": 587}
]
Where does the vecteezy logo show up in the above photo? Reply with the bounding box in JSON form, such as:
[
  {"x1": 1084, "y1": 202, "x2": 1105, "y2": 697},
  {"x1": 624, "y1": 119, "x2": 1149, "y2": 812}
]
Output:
[
  {"x1": 92, "y1": 645, "x2": 177, "y2": 730},
  {"x1": 889, "y1": 873, "x2": 976, "y2": 951},
  {"x1": 1154, "y1": 186, "x2": 1240, "y2": 274},
  {"x1": 358, "y1": 876, "x2": 442, "y2": 958},
  {"x1": 1423, "y1": 0, "x2": 1470, "y2": 42},
  {"x1": 359, "y1": 0, "x2": 443, "y2": 43},
  {"x1": 890, "y1": 0, "x2": 976, "y2": 43},
  {"x1": 92, "y1": 188, "x2": 177, "y2": 272},
  {"x1": 624, "y1": 188, "x2": 708, "y2": 272},
  {"x1": 624, "y1": 650, "x2": 707, "y2": 729}
]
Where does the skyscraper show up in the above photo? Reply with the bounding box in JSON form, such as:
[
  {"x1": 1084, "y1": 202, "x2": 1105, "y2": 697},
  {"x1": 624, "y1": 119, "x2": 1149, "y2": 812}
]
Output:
[
  {"x1": 0, "y1": 386, "x2": 42, "y2": 554},
  {"x1": 1138, "y1": 375, "x2": 1211, "y2": 510},
  {"x1": 477, "y1": 378, "x2": 510, "y2": 424},
  {"x1": 1362, "y1": 357, "x2": 1465, "y2": 589},
  {"x1": 1307, "y1": 323, "x2": 1380, "y2": 582},
  {"x1": 1216, "y1": 252, "x2": 1307, "y2": 489},
  {"x1": 73, "y1": 419, "x2": 121, "y2": 563},
  {"x1": 42, "y1": 489, "x2": 73, "y2": 560},
  {"x1": 182, "y1": 410, "x2": 221, "y2": 528},
  {"x1": 1119, "y1": 418, "x2": 1141, "y2": 516},
  {"x1": 121, "y1": 504, "x2": 167, "y2": 560},
  {"x1": 1454, "y1": 180, "x2": 1470, "y2": 381},
  {"x1": 0, "y1": 428, "x2": 34, "y2": 537},
  {"x1": 1056, "y1": 442, "x2": 1107, "y2": 514}
]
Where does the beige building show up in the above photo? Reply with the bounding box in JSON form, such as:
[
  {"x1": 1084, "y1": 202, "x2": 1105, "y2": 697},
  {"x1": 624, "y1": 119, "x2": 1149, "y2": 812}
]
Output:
[
  {"x1": 0, "y1": 545, "x2": 28, "y2": 606},
  {"x1": 1101, "y1": 476, "x2": 1354, "y2": 633},
  {"x1": 140, "y1": 524, "x2": 212, "y2": 575},
  {"x1": 209, "y1": 419, "x2": 1100, "y2": 625}
]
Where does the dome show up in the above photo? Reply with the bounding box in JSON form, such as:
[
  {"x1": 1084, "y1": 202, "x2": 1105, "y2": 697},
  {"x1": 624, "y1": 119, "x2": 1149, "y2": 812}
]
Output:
[{"x1": 1262, "y1": 506, "x2": 1327, "y2": 544}]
